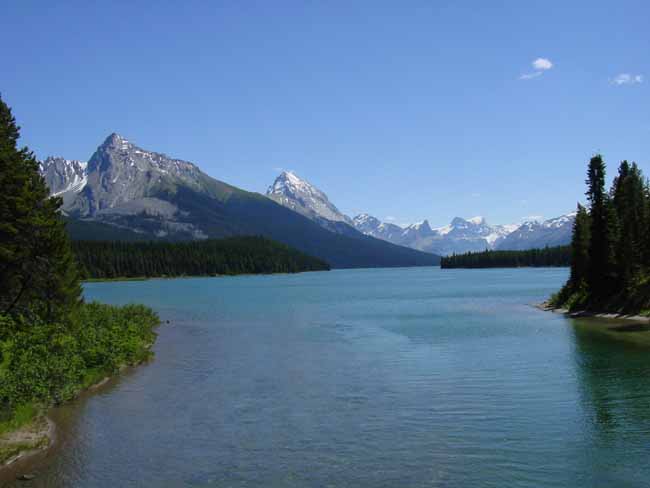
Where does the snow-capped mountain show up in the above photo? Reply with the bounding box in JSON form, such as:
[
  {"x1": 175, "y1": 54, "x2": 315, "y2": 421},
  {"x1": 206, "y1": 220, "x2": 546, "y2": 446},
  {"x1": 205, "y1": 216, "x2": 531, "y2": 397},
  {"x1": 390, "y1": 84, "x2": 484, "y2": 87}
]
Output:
[
  {"x1": 267, "y1": 171, "x2": 352, "y2": 225},
  {"x1": 40, "y1": 157, "x2": 88, "y2": 206},
  {"x1": 265, "y1": 170, "x2": 574, "y2": 256},
  {"x1": 353, "y1": 214, "x2": 404, "y2": 242},
  {"x1": 353, "y1": 213, "x2": 571, "y2": 256},
  {"x1": 401, "y1": 220, "x2": 436, "y2": 242},
  {"x1": 496, "y1": 213, "x2": 576, "y2": 251},
  {"x1": 38, "y1": 134, "x2": 440, "y2": 268},
  {"x1": 353, "y1": 214, "x2": 517, "y2": 255}
]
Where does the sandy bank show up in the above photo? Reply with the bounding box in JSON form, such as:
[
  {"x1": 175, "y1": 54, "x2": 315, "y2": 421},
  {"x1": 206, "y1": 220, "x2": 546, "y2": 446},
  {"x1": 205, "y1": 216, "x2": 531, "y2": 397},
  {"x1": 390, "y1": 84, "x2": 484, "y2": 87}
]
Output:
[{"x1": 0, "y1": 414, "x2": 55, "y2": 470}]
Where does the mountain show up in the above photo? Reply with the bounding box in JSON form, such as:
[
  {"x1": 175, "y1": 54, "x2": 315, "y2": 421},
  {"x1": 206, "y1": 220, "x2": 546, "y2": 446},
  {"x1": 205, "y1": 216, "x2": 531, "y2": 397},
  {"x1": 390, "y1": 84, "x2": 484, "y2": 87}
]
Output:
[
  {"x1": 263, "y1": 169, "x2": 575, "y2": 256},
  {"x1": 415, "y1": 217, "x2": 517, "y2": 255},
  {"x1": 264, "y1": 170, "x2": 572, "y2": 256},
  {"x1": 42, "y1": 134, "x2": 440, "y2": 268},
  {"x1": 267, "y1": 171, "x2": 352, "y2": 224},
  {"x1": 352, "y1": 214, "x2": 404, "y2": 242},
  {"x1": 40, "y1": 157, "x2": 88, "y2": 207},
  {"x1": 496, "y1": 213, "x2": 576, "y2": 251},
  {"x1": 353, "y1": 214, "x2": 518, "y2": 255},
  {"x1": 265, "y1": 171, "x2": 359, "y2": 236}
]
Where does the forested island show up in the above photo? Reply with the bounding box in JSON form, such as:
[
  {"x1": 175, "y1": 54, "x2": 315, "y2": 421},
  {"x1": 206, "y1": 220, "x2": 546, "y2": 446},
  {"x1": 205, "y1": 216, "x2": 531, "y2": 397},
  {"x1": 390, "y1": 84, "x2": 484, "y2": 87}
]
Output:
[
  {"x1": 550, "y1": 155, "x2": 650, "y2": 314},
  {"x1": 0, "y1": 97, "x2": 160, "y2": 467},
  {"x1": 73, "y1": 238, "x2": 330, "y2": 280},
  {"x1": 441, "y1": 246, "x2": 570, "y2": 269}
]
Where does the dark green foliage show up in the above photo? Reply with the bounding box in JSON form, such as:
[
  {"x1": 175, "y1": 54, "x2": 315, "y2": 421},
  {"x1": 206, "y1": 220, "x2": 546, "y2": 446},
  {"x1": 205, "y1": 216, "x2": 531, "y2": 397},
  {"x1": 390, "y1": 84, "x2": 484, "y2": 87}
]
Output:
[
  {"x1": 568, "y1": 204, "x2": 590, "y2": 288},
  {"x1": 585, "y1": 155, "x2": 612, "y2": 297},
  {"x1": 552, "y1": 155, "x2": 650, "y2": 313},
  {"x1": 611, "y1": 162, "x2": 646, "y2": 288},
  {"x1": 440, "y1": 246, "x2": 570, "y2": 269},
  {"x1": 0, "y1": 303, "x2": 158, "y2": 408},
  {"x1": 72, "y1": 236, "x2": 330, "y2": 279},
  {"x1": 0, "y1": 95, "x2": 81, "y2": 321}
]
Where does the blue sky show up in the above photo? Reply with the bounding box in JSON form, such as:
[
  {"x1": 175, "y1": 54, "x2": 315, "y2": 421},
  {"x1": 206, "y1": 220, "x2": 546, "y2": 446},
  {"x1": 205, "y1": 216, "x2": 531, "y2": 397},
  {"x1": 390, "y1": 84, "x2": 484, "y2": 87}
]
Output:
[{"x1": 2, "y1": 1, "x2": 648, "y2": 227}]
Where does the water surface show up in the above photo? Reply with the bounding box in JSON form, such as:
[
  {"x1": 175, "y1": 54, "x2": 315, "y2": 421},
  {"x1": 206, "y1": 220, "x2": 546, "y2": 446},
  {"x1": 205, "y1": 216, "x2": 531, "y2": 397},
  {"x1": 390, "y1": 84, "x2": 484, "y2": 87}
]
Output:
[{"x1": 4, "y1": 267, "x2": 650, "y2": 487}]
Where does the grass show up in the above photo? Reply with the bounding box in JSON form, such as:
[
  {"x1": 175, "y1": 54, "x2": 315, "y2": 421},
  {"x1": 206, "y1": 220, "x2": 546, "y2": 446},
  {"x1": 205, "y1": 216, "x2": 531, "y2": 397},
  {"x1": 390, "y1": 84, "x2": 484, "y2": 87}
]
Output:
[
  {"x1": 0, "y1": 407, "x2": 50, "y2": 465},
  {"x1": 0, "y1": 404, "x2": 38, "y2": 436}
]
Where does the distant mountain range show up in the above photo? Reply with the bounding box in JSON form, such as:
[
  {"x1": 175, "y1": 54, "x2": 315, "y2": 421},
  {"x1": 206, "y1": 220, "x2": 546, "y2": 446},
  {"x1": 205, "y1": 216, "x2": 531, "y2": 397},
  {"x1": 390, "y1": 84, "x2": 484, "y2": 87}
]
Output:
[
  {"x1": 266, "y1": 171, "x2": 575, "y2": 255},
  {"x1": 40, "y1": 134, "x2": 440, "y2": 268}
]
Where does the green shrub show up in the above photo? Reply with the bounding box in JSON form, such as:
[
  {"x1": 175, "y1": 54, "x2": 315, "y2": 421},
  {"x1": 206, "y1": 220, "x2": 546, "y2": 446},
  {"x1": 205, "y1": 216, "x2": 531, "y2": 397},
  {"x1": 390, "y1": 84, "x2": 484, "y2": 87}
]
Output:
[{"x1": 0, "y1": 303, "x2": 159, "y2": 421}]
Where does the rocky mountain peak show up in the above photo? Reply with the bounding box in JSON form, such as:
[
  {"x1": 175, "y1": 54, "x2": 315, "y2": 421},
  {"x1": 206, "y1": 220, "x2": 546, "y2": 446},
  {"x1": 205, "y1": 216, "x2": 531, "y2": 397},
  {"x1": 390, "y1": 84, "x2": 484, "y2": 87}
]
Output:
[
  {"x1": 40, "y1": 157, "x2": 88, "y2": 197},
  {"x1": 267, "y1": 171, "x2": 351, "y2": 224}
]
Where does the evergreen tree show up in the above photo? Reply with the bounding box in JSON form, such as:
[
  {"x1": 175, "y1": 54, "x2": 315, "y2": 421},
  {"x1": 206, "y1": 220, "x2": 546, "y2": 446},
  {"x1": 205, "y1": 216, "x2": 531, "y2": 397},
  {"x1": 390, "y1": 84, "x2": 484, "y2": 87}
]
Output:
[
  {"x1": 644, "y1": 180, "x2": 650, "y2": 268},
  {"x1": 611, "y1": 161, "x2": 646, "y2": 287},
  {"x1": 569, "y1": 204, "x2": 590, "y2": 288},
  {"x1": 0, "y1": 95, "x2": 81, "y2": 321},
  {"x1": 585, "y1": 155, "x2": 611, "y2": 297},
  {"x1": 604, "y1": 196, "x2": 620, "y2": 284}
]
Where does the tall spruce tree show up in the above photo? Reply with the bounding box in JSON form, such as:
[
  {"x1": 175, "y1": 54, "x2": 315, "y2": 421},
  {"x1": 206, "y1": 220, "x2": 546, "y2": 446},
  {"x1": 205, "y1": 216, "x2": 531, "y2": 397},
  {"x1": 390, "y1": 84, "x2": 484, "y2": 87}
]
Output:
[
  {"x1": 585, "y1": 155, "x2": 612, "y2": 297},
  {"x1": 569, "y1": 204, "x2": 590, "y2": 289},
  {"x1": 611, "y1": 161, "x2": 646, "y2": 287},
  {"x1": 0, "y1": 95, "x2": 81, "y2": 321},
  {"x1": 644, "y1": 180, "x2": 650, "y2": 268}
]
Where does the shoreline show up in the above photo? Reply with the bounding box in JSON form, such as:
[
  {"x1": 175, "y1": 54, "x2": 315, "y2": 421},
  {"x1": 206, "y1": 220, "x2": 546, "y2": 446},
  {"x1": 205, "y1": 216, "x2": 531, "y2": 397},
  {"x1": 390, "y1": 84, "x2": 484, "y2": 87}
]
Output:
[
  {"x1": 82, "y1": 268, "x2": 330, "y2": 283},
  {"x1": 536, "y1": 302, "x2": 650, "y2": 323},
  {"x1": 0, "y1": 414, "x2": 55, "y2": 472},
  {"x1": 0, "y1": 356, "x2": 153, "y2": 480}
]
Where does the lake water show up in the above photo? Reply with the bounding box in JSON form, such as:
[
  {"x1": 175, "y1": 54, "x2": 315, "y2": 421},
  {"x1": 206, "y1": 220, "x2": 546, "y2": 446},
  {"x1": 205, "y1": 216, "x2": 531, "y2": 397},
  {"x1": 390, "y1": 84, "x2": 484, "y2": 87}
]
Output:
[{"x1": 4, "y1": 267, "x2": 650, "y2": 487}]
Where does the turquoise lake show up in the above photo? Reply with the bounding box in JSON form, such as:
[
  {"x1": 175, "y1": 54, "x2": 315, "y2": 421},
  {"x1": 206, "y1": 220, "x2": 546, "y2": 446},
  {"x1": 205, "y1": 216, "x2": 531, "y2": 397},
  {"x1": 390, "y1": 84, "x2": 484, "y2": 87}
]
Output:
[{"x1": 6, "y1": 267, "x2": 650, "y2": 487}]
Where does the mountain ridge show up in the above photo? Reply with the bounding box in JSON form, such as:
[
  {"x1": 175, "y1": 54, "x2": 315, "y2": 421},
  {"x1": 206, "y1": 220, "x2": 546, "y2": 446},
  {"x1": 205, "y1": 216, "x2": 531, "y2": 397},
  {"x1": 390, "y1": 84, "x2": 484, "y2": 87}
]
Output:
[
  {"x1": 264, "y1": 171, "x2": 575, "y2": 255},
  {"x1": 41, "y1": 135, "x2": 440, "y2": 268}
]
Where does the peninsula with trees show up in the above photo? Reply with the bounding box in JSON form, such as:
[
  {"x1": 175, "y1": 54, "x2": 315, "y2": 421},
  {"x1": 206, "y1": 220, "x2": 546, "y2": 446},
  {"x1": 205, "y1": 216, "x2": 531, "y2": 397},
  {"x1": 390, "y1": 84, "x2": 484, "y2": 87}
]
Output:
[{"x1": 550, "y1": 155, "x2": 650, "y2": 314}]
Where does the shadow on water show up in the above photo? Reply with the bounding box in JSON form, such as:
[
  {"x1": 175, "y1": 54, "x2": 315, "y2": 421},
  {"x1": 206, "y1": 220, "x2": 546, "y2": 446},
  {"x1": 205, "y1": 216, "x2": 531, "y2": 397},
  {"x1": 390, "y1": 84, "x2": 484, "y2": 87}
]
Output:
[
  {"x1": 569, "y1": 317, "x2": 650, "y2": 435},
  {"x1": 607, "y1": 322, "x2": 650, "y2": 333}
]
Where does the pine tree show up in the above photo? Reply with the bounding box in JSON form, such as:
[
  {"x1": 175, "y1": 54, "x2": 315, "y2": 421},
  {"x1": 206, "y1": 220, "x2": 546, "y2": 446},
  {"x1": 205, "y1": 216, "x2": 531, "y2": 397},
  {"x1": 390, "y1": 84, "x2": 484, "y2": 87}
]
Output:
[
  {"x1": 585, "y1": 155, "x2": 611, "y2": 297},
  {"x1": 611, "y1": 161, "x2": 646, "y2": 287},
  {"x1": 0, "y1": 95, "x2": 81, "y2": 321},
  {"x1": 569, "y1": 204, "x2": 590, "y2": 289},
  {"x1": 644, "y1": 180, "x2": 650, "y2": 268}
]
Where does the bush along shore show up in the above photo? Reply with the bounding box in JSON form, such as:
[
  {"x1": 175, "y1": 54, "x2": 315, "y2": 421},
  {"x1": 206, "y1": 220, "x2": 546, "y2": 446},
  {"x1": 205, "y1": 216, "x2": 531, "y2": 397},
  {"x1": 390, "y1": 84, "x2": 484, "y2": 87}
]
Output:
[
  {"x1": 0, "y1": 96, "x2": 160, "y2": 470},
  {"x1": 549, "y1": 155, "x2": 650, "y2": 317}
]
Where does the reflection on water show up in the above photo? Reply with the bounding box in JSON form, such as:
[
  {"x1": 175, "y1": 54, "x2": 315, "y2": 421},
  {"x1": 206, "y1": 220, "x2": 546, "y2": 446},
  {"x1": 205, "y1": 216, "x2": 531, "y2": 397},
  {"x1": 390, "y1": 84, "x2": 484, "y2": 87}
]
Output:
[
  {"x1": 571, "y1": 318, "x2": 650, "y2": 434},
  {"x1": 568, "y1": 318, "x2": 650, "y2": 486},
  {"x1": 2, "y1": 268, "x2": 650, "y2": 487}
]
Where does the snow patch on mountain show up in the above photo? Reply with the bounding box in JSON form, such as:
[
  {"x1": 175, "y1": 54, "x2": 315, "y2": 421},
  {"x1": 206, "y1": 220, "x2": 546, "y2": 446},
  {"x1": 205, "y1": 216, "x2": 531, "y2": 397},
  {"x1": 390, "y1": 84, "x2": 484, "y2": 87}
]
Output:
[
  {"x1": 40, "y1": 157, "x2": 89, "y2": 197},
  {"x1": 264, "y1": 170, "x2": 575, "y2": 256},
  {"x1": 267, "y1": 171, "x2": 352, "y2": 224}
]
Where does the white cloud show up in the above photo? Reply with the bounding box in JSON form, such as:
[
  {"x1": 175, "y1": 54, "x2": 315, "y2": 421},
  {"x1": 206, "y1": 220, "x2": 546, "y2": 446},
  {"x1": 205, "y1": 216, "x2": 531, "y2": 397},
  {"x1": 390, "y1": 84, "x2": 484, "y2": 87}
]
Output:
[
  {"x1": 384, "y1": 216, "x2": 396, "y2": 221},
  {"x1": 611, "y1": 73, "x2": 643, "y2": 85},
  {"x1": 519, "y1": 57, "x2": 553, "y2": 80},
  {"x1": 532, "y1": 58, "x2": 553, "y2": 71}
]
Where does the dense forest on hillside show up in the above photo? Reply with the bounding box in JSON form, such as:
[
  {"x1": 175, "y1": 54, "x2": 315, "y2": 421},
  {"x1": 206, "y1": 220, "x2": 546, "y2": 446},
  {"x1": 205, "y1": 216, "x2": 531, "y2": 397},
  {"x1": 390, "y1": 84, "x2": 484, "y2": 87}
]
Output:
[
  {"x1": 0, "y1": 96, "x2": 159, "y2": 463},
  {"x1": 441, "y1": 246, "x2": 570, "y2": 268},
  {"x1": 550, "y1": 156, "x2": 650, "y2": 313},
  {"x1": 73, "y1": 237, "x2": 330, "y2": 279}
]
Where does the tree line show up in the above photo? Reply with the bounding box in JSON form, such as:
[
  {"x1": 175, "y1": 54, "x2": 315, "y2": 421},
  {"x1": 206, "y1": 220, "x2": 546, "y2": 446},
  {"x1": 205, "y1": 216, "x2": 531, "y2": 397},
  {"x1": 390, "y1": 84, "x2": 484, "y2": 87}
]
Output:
[
  {"x1": 551, "y1": 156, "x2": 650, "y2": 312},
  {"x1": 73, "y1": 237, "x2": 330, "y2": 279},
  {"x1": 440, "y1": 246, "x2": 570, "y2": 269},
  {"x1": 0, "y1": 95, "x2": 158, "y2": 452}
]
